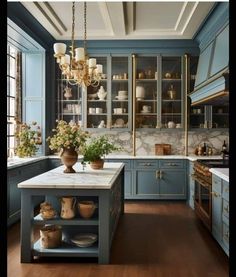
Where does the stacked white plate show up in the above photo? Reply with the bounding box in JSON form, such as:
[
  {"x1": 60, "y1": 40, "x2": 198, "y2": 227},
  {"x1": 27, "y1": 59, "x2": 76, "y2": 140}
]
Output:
[
  {"x1": 70, "y1": 233, "x2": 98, "y2": 247},
  {"x1": 115, "y1": 95, "x2": 128, "y2": 100}
]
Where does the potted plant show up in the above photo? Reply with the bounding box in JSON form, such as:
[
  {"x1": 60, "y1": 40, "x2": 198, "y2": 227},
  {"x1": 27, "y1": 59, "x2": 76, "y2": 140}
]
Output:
[
  {"x1": 81, "y1": 135, "x2": 121, "y2": 169},
  {"x1": 15, "y1": 121, "x2": 42, "y2": 158},
  {"x1": 47, "y1": 120, "x2": 90, "y2": 173}
]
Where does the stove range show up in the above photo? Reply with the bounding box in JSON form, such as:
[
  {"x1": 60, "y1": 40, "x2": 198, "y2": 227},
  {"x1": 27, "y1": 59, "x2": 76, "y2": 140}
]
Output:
[{"x1": 197, "y1": 159, "x2": 229, "y2": 168}]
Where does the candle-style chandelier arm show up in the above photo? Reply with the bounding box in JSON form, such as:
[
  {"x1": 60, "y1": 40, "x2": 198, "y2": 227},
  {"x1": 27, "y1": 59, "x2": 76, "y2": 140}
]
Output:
[{"x1": 53, "y1": 1, "x2": 102, "y2": 88}]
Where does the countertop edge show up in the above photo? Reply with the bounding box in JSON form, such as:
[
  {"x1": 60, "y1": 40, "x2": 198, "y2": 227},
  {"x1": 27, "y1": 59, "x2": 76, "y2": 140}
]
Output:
[{"x1": 209, "y1": 168, "x2": 229, "y2": 182}]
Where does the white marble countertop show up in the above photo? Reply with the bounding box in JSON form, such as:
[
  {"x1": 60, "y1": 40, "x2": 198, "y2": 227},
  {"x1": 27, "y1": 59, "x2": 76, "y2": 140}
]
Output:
[
  {"x1": 8, "y1": 154, "x2": 223, "y2": 169},
  {"x1": 17, "y1": 162, "x2": 124, "y2": 189},
  {"x1": 209, "y1": 168, "x2": 229, "y2": 182}
]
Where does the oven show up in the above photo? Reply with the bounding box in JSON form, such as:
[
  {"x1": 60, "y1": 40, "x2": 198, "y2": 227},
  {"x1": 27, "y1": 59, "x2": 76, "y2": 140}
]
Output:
[
  {"x1": 193, "y1": 171, "x2": 212, "y2": 231},
  {"x1": 192, "y1": 159, "x2": 229, "y2": 231}
]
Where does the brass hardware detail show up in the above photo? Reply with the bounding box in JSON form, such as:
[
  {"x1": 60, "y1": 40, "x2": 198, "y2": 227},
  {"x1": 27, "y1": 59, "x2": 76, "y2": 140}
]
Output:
[
  {"x1": 159, "y1": 170, "x2": 163, "y2": 179},
  {"x1": 156, "y1": 170, "x2": 160, "y2": 179}
]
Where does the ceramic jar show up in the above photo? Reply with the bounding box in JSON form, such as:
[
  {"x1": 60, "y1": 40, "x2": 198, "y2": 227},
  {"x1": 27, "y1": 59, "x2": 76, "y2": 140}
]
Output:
[
  {"x1": 60, "y1": 196, "x2": 76, "y2": 219},
  {"x1": 167, "y1": 121, "x2": 176, "y2": 128},
  {"x1": 97, "y1": 86, "x2": 107, "y2": 100},
  {"x1": 136, "y1": 86, "x2": 145, "y2": 100}
]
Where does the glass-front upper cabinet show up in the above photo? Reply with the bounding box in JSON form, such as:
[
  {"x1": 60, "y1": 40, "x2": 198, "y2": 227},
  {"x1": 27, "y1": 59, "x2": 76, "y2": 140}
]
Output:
[
  {"x1": 111, "y1": 55, "x2": 131, "y2": 129},
  {"x1": 161, "y1": 56, "x2": 183, "y2": 129},
  {"x1": 135, "y1": 55, "x2": 158, "y2": 128},
  {"x1": 85, "y1": 56, "x2": 108, "y2": 129},
  {"x1": 56, "y1": 78, "x2": 82, "y2": 125}
]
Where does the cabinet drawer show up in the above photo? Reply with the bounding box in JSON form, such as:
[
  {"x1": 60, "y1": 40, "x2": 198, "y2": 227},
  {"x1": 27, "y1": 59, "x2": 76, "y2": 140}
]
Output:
[
  {"x1": 106, "y1": 159, "x2": 131, "y2": 170},
  {"x1": 134, "y1": 160, "x2": 157, "y2": 169},
  {"x1": 222, "y1": 180, "x2": 229, "y2": 201},
  {"x1": 212, "y1": 175, "x2": 222, "y2": 194},
  {"x1": 222, "y1": 199, "x2": 229, "y2": 219},
  {"x1": 159, "y1": 160, "x2": 184, "y2": 169},
  {"x1": 222, "y1": 223, "x2": 229, "y2": 249}
]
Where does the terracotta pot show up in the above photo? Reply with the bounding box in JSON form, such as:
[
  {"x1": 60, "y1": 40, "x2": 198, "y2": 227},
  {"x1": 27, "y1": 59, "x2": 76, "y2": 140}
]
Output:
[
  {"x1": 78, "y1": 200, "x2": 97, "y2": 219},
  {"x1": 60, "y1": 196, "x2": 76, "y2": 219},
  {"x1": 90, "y1": 159, "x2": 104, "y2": 170},
  {"x1": 60, "y1": 148, "x2": 78, "y2": 173},
  {"x1": 40, "y1": 225, "x2": 62, "y2": 249}
]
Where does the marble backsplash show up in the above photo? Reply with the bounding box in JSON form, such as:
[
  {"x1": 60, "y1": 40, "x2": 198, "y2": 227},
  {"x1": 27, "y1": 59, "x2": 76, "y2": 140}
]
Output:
[{"x1": 90, "y1": 129, "x2": 229, "y2": 156}]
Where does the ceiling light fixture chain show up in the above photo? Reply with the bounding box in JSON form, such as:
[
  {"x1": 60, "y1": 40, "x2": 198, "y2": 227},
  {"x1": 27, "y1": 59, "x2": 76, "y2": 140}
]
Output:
[{"x1": 53, "y1": 1, "x2": 102, "y2": 88}]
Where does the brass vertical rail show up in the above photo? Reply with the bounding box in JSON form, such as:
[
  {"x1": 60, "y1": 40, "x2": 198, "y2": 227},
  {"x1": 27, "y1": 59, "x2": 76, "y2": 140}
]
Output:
[
  {"x1": 132, "y1": 54, "x2": 136, "y2": 156},
  {"x1": 184, "y1": 54, "x2": 189, "y2": 156}
]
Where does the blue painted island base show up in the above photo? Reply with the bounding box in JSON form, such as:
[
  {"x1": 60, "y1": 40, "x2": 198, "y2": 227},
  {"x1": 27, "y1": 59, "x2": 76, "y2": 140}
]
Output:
[{"x1": 18, "y1": 163, "x2": 125, "y2": 264}]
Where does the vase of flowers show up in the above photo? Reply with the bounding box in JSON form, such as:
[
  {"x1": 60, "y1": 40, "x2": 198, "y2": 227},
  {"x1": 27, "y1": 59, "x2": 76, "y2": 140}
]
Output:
[
  {"x1": 81, "y1": 135, "x2": 121, "y2": 170},
  {"x1": 47, "y1": 120, "x2": 89, "y2": 173},
  {"x1": 15, "y1": 121, "x2": 42, "y2": 158}
]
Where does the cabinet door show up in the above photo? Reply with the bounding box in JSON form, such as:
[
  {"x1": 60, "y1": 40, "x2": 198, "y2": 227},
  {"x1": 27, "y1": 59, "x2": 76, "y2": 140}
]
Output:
[
  {"x1": 194, "y1": 42, "x2": 214, "y2": 87},
  {"x1": 161, "y1": 56, "x2": 183, "y2": 129},
  {"x1": 159, "y1": 170, "x2": 186, "y2": 199},
  {"x1": 210, "y1": 25, "x2": 229, "y2": 77},
  {"x1": 124, "y1": 170, "x2": 132, "y2": 198},
  {"x1": 135, "y1": 170, "x2": 158, "y2": 197},
  {"x1": 86, "y1": 56, "x2": 108, "y2": 129},
  {"x1": 211, "y1": 189, "x2": 222, "y2": 242},
  {"x1": 135, "y1": 55, "x2": 159, "y2": 129},
  {"x1": 111, "y1": 55, "x2": 131, "y2": 130},
  {"x1": 56, "y1": 80, "x2": 82, "y2": 124}
]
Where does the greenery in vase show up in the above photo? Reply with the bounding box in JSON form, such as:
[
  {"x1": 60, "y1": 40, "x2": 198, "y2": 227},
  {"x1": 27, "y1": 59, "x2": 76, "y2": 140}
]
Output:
[
  {"x1": 81, "y1": 135, "x2": 122, "y2": 164},
  {"x1": 15, "y1": 121, "x2": 42, "y2": 158},
  {"x1": 47, "y1": 120, "x2": 90, "y2": 154}
]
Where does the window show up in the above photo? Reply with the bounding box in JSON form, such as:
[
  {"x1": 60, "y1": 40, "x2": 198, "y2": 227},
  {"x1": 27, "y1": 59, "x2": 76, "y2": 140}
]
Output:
[{"x1": 7, "y1": 45, "x2": 21, "y2": 158}]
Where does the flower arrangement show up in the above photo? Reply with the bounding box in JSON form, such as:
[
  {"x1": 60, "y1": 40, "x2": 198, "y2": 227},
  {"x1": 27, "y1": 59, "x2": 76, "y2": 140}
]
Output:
[
  {"x1": 15, "y1": 121, "x2": 42, "y2": 158},
  {"x1": 81, "y1": 135, "x2": 121, "y2": 164},
  {"x1": 47, "y1": 120, "x2": 89, "y2": 153}
]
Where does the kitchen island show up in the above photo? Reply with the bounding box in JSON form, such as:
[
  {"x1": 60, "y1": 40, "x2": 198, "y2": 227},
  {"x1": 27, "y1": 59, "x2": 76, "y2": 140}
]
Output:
[{"x1": 17, "y1": 162, "x2": 125, "y2": 264}]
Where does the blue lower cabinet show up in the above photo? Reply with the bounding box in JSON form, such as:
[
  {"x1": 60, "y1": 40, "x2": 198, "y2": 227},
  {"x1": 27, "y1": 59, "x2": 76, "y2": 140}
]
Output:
[
  {"x1": 135, "y1": 170, "x2": 158, "y2": 198},
  {"x1": 134, "y1": 159, "x2": 187, "y2": 200},
  {"x1": 159, "y1": 170, "x2": 186, "y2": 199},
  {"x1": 7, "y1": 159, "x2": 48, "y2": 227}
]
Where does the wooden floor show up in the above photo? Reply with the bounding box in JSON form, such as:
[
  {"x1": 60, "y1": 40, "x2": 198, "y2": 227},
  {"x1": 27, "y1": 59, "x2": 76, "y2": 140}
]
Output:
[{"x1": 7, "y1": 201, "x2": 229, "y2": 277}]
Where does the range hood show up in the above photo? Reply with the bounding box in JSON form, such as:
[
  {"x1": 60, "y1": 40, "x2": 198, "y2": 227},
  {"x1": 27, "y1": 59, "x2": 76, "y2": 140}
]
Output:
[{"x1": 189, "y1": 73, "x2": 229, "y2": 106}]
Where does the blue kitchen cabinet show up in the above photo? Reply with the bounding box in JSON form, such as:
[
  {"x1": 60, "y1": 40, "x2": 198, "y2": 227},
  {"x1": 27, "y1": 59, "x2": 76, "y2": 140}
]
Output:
[
  {"x1": 212, "y1": 175, "x2": 222, "y2": 245},
  {"x1": 209, "y1": 24, "x2": 229, "y2": 77},
  {"x1": 105, "y1": 159, "x2": 133, "y2": 199},
  {"x1": 159, "y1": 170, "x2": 186, "y2": 199},
  {"x1": 134, "y1": 159, "x2": 187, "y2": 199},
  {"x1": 7, "y1": 159, "x2": 48, "y2": 226},
  {"x1": 194, "y1": 42, "x2": 214, "y2": 87},
  {"x1": 47, "y1": 158, "x2": 62, "y2": 170},
  {"x1": 188, "y1": 161, "x2": 195, "y2": 209},
  {"x1": 211, "y1": 174, "x2": 229, "y2": 256}
]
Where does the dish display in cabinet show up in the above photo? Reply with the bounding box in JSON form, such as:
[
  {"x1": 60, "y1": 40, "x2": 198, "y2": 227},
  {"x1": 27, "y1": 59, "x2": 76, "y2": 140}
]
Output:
[
  {"x1": 111, "y1": 56, "x2": 131, "y2": 129},
  {"x1": 161, "y1": 56, "x2": 183, "y2": 129},
  {"x1": 86, "y1": 56, "x2": 108, "y2": 129},
  {"x1": 56, "y1": 79, "x2": 82, "y2": 125},
  {"x1": 135, "y1": 56, "x2": 158, "y2": 129}
]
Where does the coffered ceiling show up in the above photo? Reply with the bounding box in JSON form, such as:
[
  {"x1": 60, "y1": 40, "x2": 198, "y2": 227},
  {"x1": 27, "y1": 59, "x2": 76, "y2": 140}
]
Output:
[{"x1": 21, "y1": 1, "x2": 215, "y2": 40}]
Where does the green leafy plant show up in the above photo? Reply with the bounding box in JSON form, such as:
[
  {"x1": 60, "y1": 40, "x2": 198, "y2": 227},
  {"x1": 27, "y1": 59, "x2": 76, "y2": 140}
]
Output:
[
  {"x1": 15, "y1": 121, "x2": 42, "y2": 158},
  {"x1": 46, "y1": 120, "x2": 90, "y2": 153},
  {"x1": 81, "y1": 135, "x2": 122, "y2": 164}
]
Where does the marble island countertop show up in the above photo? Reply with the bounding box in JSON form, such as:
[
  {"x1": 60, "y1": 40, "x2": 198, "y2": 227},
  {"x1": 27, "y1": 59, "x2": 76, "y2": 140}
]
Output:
[
  {"x1": 17, "y1": 162, "x2": 124, "y2": 189},
  {"x1": 209, "y1": 168, "x2": 229, "y2": 182}
]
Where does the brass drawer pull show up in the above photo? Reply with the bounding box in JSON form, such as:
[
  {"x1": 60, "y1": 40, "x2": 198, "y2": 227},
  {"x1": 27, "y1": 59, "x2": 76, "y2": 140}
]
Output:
[
  {"x1": 159, "y1": 170, "x2": 163, "y2": 179},
  {"x1": 156, "y1": 170, "x2": 160, "y2": 179},
  {"x1": 167, "y1": 162, "x2": 178, "y2": 166},
  {"x1": 211, "y1": 191, "x2": 220, "y2": 197},
  {"x1": 224, "y1": 206, "x2": 229, "y2": 213},
  {"x1": 143, "y1": 163, "x2": 151, "y2": 166}
]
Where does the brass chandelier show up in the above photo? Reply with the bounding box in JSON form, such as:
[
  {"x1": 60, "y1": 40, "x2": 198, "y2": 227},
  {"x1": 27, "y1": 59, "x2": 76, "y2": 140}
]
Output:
[{"x1": 53, "y1": 2, "x2": 102, "y2": 87}]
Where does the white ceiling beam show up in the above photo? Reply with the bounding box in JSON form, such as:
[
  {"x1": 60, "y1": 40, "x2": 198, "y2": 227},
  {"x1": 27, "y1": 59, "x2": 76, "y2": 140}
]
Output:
[{"x1": 106, "y1": 2, "x2": 126, "y2": 36}]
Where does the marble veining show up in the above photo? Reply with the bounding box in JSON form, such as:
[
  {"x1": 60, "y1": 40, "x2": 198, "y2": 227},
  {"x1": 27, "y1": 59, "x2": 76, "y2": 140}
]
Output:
[
  {"x1": 210, "y1": 168, "x2": 229, "y2": 182},
  {"x1": 17, "y1": 162, "x2": 124, "y2": 189}
]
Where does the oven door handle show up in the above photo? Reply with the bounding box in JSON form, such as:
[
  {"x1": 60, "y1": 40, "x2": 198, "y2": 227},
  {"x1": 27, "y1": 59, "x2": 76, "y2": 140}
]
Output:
[{"x1": 191, "y1": 174, "x2": 210, "y2": 188}]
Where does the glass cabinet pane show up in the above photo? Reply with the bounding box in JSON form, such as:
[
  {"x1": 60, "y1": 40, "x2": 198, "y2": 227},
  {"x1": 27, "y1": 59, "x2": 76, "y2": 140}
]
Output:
[
  {"x1": 56, "y1": 79, "x2": 82, "y2": 125},
  {"x1": 86, "y1": 57, "x2": 108, "y2": 129},
  {"x1": 212, "y1": 105, "x2": 229, "y2": 128},
  {"x1": 135, "y1": 56, "x2": 158, "y2": 128},
  {"x1": 161, "y1": 56, "x2": 182, "y2": 129},
  {"x1": 111, "y1": 56, "x2": 129, "y2": 129}
]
